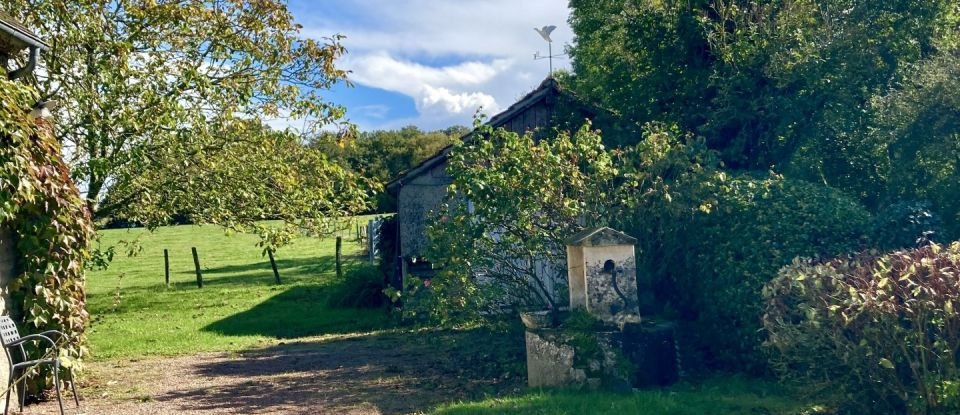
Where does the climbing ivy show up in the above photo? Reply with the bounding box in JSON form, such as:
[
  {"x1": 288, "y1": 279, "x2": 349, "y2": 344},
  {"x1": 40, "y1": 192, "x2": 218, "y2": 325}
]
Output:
[{"x1": 0, "y1": 79, "x2": 92, "y2": 374}]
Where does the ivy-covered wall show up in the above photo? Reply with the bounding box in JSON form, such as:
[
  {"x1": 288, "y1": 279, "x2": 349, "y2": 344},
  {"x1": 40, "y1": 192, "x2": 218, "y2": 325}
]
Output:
[{"x1": 0, "y1": 77, "x2": 92, "y2": 382}]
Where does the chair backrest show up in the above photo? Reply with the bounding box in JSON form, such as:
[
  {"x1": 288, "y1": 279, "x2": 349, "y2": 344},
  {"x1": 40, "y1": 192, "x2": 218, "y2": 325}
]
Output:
[{"x1": 0, "y1": 316, "x2": 20, "y2": 345}]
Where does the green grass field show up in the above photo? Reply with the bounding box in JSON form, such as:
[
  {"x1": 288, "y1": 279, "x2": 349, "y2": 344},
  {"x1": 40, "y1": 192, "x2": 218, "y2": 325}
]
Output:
[
  {"x1": 431, "y1": 377, "x2": 825, "y2": 415},
  {"x1": 86, "y1": 220, "x2": 390, "y2": 359}
]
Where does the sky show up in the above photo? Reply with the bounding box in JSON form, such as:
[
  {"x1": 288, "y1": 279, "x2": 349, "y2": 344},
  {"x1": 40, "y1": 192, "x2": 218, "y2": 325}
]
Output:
[{"x1": 286, "y1": 0, "x2": 573, "y2": 132}]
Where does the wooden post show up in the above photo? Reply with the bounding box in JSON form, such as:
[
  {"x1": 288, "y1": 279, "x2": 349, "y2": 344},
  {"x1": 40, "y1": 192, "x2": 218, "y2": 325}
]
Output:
[
  {"x1": 164, "y1": 249, "x2": 170, "y2": 287},
  {"x1": 191, "y1": 247, "x2": 203, "y2": 288},
  {"x1": 267, "y1": 247, "x2": 281, "y2": 284},
  {"x1": 335, "y1": 236, "x2": 343, "y2": 279}
]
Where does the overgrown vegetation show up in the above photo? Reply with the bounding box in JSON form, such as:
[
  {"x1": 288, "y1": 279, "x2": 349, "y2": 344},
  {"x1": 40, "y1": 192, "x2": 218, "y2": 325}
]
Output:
[
  {"x1": 765, "y1": 242, "x2": 960, "y2": 414},
  {"x1": 417, "y1": 116, "x2": 879, "y2": 377},
  {"x1": 567, "y1": 0, "x2": 960, "y2": 211},
  {"x1": 0, "y1": 79, "x2": 92, "y2": 391},
  {"x1": 638, "y1": 175, "x2": 873, "y2": 371},
  {"x1": 325, "y1": 264, "x2": 388, "y2": 309},
  {"x1": 420, "y1": 122, "x2": 618, "y2": 323}
]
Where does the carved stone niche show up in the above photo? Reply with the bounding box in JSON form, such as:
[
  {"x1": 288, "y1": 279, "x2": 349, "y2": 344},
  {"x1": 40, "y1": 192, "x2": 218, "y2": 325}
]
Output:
[{"x1": 564, "y1": 227, "x2": 641, "y2": 326}]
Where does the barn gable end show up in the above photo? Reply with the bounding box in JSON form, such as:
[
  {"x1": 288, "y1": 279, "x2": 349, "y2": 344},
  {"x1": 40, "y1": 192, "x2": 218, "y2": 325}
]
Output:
[{"x1": 386, "y1": 77, "x2": 599, "y2": 282}]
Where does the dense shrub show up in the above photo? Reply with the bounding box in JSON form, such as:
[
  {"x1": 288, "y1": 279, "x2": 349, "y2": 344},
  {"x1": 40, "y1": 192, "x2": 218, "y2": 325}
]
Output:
[
  {"x1": 326, "y1": 264, "x2": 387, "y2": 309},
  {"x1": 764, "y1": 243, "x2": 960, "y2": 414},
  {"x1": 375, "y1": 215, "x2": 400, "y2": 290},
  {"x1": 872, "y1": 200, "x2": 944, "y2": 250},
  {"x1": 632, "y1": 175, "x2": 872, "y2": 372}
]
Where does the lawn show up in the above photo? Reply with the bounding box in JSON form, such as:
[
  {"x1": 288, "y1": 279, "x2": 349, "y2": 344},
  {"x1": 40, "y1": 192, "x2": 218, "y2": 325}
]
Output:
[
  {"x1": 86, "y1": 219, "x2": 391, "y2": 359},
  {"x1": 82, "y1": 220, "x2": 819, "y2": 414},
  {"x1": 431, "y1": 376, "x2": 826, "y2": 415}
]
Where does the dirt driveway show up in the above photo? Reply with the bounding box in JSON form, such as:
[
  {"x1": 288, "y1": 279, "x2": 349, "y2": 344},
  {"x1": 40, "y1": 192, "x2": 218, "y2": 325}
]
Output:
[{"x1": 25, "y1": 328, "x2": 525, "y2": 415}]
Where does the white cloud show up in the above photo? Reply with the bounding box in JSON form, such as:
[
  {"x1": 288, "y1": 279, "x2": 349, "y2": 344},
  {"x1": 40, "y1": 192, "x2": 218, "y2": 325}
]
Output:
[
  {"x1": 343, "y1": 52, "x2": 506, "y2": 118},
  {"x1": 296, "y1": 0, "x2": 572, "y2": 129},
  {"x1": 420, "y1": 85, "x2": 498, "y2": 115}
]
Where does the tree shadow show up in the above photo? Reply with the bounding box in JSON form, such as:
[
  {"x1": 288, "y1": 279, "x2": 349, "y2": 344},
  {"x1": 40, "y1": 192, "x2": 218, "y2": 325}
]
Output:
[
  {"x1": 200, "y1": 257, "x2": 337, "y2": 277},
  {"x1": 155, "y1": 327, "x2": 526, "y2": 414},
  {"x1": 162, "y1": 255, "x2": 371, "y2": 291},
  {"x1": 202, "y1": 285, "x2": 390, "y2": 338}
]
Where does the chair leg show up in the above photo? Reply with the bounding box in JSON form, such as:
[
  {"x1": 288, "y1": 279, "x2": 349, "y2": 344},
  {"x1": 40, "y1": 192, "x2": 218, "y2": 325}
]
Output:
[
  {"x1": 68, "y1": 367, "x2": 79, "y2": 408},
  {"x1": 4, "y1": 370, "x2": 12, "y2": 415},
  {"x1": 53, "y1": 361, "x2": 64, "y2": 415},
  {"x1": 17, "y1": 370, "x2": 25, "y2": 414}
]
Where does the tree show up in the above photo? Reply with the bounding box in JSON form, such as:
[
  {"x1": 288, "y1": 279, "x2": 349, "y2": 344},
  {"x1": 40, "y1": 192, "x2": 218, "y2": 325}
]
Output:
[
  {"x1": 311, "y1": 125, "x2": 463, "y2": 212},
  {"x1": 872, "y1": 52, "x2": 960, "y2": 240},
  {"x1": 313, "y1": 125, "x2": 463, "y2": 185},
  {"x1": 420, "y1": 122, "x2": 618, "y2": 322},
  {"x1": 3, "y1": 0, "x2": 368, "y2": 233},
  {"x1": 567, "y1": 0, "x2": 958, "y2": 206}
]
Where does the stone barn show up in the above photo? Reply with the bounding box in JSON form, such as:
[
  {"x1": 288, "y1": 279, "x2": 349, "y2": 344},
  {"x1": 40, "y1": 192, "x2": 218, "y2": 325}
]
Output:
[{"x1": 385, "y1": 77, "x2": 610, "y2": 292}]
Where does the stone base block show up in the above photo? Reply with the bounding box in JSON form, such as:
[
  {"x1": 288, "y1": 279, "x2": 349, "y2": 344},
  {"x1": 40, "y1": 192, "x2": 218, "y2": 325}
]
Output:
[{"x1": 525, "y1": 329, "x2": 627, "y2": 389}]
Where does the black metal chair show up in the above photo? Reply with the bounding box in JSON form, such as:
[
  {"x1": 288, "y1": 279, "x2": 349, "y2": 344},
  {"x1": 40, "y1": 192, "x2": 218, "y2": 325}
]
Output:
[{"x1": 0, "y1": 316, "x2": 79, "y2": 415}]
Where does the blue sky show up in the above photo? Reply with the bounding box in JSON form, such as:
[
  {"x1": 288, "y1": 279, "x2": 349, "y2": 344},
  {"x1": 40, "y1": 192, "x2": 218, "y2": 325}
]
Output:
[{"x1": 285, "y1": 0, "x2": 573, "y2": 132}]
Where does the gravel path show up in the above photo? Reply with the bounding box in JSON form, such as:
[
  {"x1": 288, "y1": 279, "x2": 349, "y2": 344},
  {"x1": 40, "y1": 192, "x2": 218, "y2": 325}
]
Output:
[{"x1": 22, "y1": 329, "x2": 524, "y2": 415}]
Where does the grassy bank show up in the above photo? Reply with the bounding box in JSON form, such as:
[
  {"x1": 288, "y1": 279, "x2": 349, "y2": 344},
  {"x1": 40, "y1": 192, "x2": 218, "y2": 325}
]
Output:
[{"x1": 86, "y1": 220, "x2": 390, "y2": 359}]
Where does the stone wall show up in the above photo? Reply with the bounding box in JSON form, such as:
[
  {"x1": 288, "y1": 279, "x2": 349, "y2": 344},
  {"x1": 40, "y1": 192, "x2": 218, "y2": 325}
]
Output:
[
  {"x1": 397, "y1": 161, "x2": 451, "y2": 259},
  {"x1": 525, "y1": 329, "x2": 625, "y2": 389}
]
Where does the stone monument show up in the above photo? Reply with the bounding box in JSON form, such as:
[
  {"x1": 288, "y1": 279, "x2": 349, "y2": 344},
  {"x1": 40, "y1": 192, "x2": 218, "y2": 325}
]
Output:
[
  {"x1": 525, "y1": 226, "x2": 679, "y2": 390},
  {"x1": 565, "y1": 227, "x2": 641, "y2": 327}
]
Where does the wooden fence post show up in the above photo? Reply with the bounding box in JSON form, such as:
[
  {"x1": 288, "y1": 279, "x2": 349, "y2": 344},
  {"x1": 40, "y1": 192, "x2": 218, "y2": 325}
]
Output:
[
  {"x1": 267, "y1": 247, "x2": 281, "y2": 284},
  {"x1": 164, "y1": 249, "x2": 170, "y2": 287},
  {"x1": 191, "y1": 247, "x2": 203, "y2": 288},
  {"x1": 335, "y1": 236, "x2": 343, "y2": 279}
]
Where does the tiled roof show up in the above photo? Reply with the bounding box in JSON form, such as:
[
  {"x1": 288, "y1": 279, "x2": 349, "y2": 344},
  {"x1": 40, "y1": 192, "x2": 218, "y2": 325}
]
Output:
[{"x1": 0, "y1": 11, "x2": 48, "y2": 52}]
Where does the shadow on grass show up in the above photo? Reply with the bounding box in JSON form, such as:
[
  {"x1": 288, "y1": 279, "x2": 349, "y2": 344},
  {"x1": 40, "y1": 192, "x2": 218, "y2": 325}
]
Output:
[
  {"x1": 202, "y1": 285, "x2": 389, "y2": 338},
  {"x1": 155, "y1": 326, "x2": 526, "y2": 414},
  {"x1": 201, "y1": 256, "x2": 337, "y2": 276},
  {"x1": 170, "y1": 255, "x2": 367, "y2": 288}
]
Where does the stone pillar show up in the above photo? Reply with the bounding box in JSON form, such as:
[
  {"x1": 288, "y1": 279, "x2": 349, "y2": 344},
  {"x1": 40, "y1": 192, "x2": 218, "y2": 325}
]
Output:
[{"x1": 564, "y1": 227, "x2": 640, "y2": 326}]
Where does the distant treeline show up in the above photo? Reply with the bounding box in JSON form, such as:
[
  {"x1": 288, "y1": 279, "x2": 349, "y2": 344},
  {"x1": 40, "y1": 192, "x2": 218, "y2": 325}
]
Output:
[{"x1": 309, "y1": 125, "x2": 469, "y2": 212}]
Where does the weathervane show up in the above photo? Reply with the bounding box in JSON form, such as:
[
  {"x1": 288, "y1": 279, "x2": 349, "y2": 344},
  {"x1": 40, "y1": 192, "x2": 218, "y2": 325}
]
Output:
[{"x1": 533, "y1": 25, "x2": 566, "y2": 75}]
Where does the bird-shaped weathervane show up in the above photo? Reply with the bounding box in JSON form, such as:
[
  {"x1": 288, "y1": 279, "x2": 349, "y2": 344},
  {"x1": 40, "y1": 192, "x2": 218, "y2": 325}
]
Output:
[
  {"x1": 533, "y1": 25, "x2": 565, "y2": 75},
  {"x1": 534, "y1": 25, "x2": 556, "y2": 43}
]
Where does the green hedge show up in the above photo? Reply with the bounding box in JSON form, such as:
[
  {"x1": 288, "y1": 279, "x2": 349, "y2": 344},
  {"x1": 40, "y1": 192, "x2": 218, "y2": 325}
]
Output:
[{"x1": 638, "y1": 175, "x2": 872, "y2": 372}]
